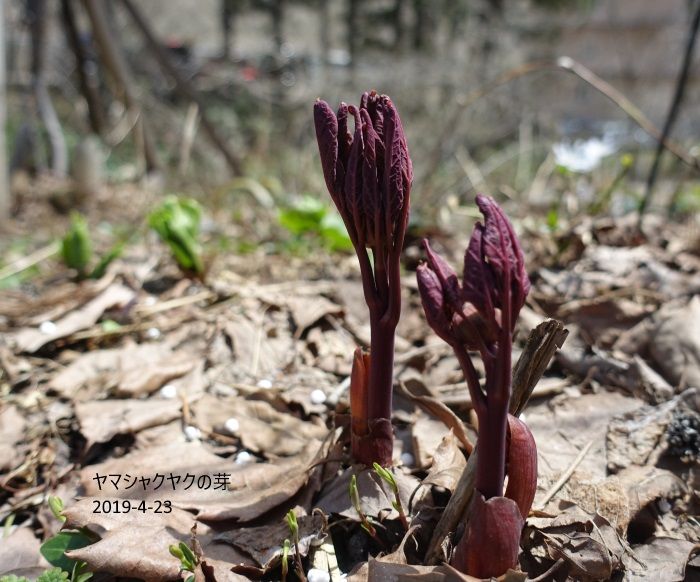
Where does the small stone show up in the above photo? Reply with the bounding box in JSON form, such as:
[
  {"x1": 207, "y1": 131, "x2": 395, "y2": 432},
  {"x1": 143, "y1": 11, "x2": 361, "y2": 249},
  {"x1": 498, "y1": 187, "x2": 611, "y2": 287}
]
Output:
[
  {"x1": 310, "y1": 389, "x2": 327, "y2": 405},
  {"x1": 224, "y1": 418, "x2": 240, "y2": 434},
  {"x1": 235, "y1": 451, "x2": 253, "y2": 464},
  {"x1": 256, "y1": 378, "x2": 273, "y2": 389},
  {"x1": 184, "y1": 425, "x2": 201, "y2": 441},
  {"x1": 39, "y1": 321, "x2": 57, "y2": 335},
  {"x1": 159, "y1": 384, "x2": 177, "y2": 399},
  {"x1": 400, "y1": 452, "x2": 415, "y2": 467},
  {"x1": 307, "y1": 569, "x2": 330, "y2": 582},
  {"x1": 146, "y1": 327, "x2": 161, "y2": 339}
]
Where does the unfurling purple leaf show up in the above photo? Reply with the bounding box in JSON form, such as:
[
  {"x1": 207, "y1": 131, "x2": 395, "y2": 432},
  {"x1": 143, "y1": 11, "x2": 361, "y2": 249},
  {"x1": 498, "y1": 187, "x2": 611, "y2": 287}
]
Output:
[{"x1": 416, "y1": 263, "x2": 453, "y2": 344}]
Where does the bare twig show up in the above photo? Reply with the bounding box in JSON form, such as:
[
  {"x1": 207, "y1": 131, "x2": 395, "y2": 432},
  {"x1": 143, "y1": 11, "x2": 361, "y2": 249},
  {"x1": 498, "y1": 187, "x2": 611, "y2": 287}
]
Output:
[
  {"x1": 82, "y1": 0, "x2": 159, "y2": 171},
  {"x1": 639, "y1": 0, "x2": 700, "y2": 217},
  {"x1": 0, "y1": 242, "x2": 60, "y2": 282},
  {"x1": 423, "y1": 58, "x2": 700, "y2": 198},
  {"x1": 120, "y1": 0, "x2": 243, "y2": 175},
  {"x1": 534, "y1": 439, "x2": 595, "y2": 511},
  {"x1": 424, "y1": 319, "x2": 568, "y2": 565}
]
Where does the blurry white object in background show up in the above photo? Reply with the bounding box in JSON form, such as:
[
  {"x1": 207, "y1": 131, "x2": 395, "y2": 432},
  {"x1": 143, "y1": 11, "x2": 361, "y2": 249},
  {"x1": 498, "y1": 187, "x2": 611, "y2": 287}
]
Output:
[{"x1": 553, "y1": 137, "x2": 617, "y2": 173}]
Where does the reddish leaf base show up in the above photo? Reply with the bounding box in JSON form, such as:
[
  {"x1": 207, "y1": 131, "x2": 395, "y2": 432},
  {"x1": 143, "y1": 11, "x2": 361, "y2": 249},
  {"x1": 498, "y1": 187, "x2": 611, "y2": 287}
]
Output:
[
  {"x1": 451, "y1": 493, "x2": 524, "y2": 579},
  {"x1": 505, "y1": 415, "x2": 538, "y2": 519},
  {"x1": 351, "y1": 418, "x2": 393, "y2": 467}
]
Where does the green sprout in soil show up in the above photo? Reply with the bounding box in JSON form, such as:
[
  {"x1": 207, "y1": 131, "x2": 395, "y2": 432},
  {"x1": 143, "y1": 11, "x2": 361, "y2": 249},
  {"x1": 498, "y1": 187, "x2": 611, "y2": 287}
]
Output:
[
  {"x1": 148, "y1": 196, "x2": 204, "y2": 277},
  {"x1": 60, "y1": 213, "x2": 123, "y2": 280},
  {"x1": 372, "y1": 463, "x2": 408, "y2": 530},
  {"x1": 168, "y1": 541, "x2": 198, "y2": 582}
]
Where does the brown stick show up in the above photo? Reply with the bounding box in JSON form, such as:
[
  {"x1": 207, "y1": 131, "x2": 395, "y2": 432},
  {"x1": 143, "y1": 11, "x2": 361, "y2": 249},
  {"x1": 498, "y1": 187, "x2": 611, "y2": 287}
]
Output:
[
  {"x1": 81, "y1": 0, "x2": 159, "y2": 172},
  {"x1": 120, "y1": 0, "x2": 243, "y2": 176},
  {"x1": 424, "y1": 319, "x2": 568, "y2": 565},
  {"x1": 60, "y1": 0, "x2": 105, "y2": 135}
]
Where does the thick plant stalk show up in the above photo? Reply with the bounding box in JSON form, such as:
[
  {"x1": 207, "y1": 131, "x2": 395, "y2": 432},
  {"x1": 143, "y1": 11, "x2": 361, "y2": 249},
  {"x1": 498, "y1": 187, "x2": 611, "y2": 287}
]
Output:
[{"x1": 314, "y1": 91, "x2": 412, "y2": 466}]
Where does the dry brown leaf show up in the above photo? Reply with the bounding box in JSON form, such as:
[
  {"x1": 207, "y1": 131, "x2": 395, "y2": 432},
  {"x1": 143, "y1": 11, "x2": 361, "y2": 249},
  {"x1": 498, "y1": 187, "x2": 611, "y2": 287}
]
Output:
[
  {"x1": 11, "y1": 284, "x2": 135, "y2": 353},
  {"x1": 423, "y1": 431, "x2": 467, "y2": 492},
  {"x1": 62, "y1": 497, "x2": 250, "y2": 580},
  {"x1": 399, "y1": 382, "x2": 474, "y2": 454},
  {"x1": 191, "y1": 394, "x2": 328, "y2": 457},
  {"x1": 75, "y1": 398, "x2": 182, "y2": 446},
  {"x1": 0, "y1": 405, "x2": 27, "y2": 470},
  {"x1": 650, "y1": 296, "x2": 700, "y2": 389},
  {"x1": 50, "y1": 343, "x2": 195, "y2": 399},
  {"x1": 285, "y1": 295, "x2": 343, "y2": 335},
  {"x1": 215, "y1": 512, "x2": 325, "y2": 569},
  {"x1": 80, "y1": 439, "x2": 323, "y2": 522},
  {"x1": 606, "y1": 389, "x2": 696, "y2": 473},
  {"x1": 622, "y1": 536, "x2": 700, "y2": 582},
  {"x1": 0, "y1": 527, "x2": 49, "y2": 575},
  {"x1": 224, "y1": 314, "x2": 295, "y2": 377},
  {"x1": 528, "y1": 502, "x2": 626, "y2": 581}
]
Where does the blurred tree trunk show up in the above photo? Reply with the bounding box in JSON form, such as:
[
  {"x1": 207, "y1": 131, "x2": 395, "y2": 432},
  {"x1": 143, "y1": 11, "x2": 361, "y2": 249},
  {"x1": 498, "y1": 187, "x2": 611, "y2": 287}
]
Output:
[
  {"x1": 221, "y1": 0, "x2": 238, "y2": 59},
  {"x1": 270, "y1": 0, "x2": 285, "y2": 54},
  {"x1": 347, "y1": 0, "x2": 361, "y2": 66},
  {"x1": 392, "y1": 0, "x2": 406, "y2": 52},
  {"x1": 319, "y1": 0, "x2": 330, "y2": 62},
  {"x1": 28, "y1": 0, "x2": 68, "y2": 176},
  {"x1": 61, "y1": 0, "x2": 104, "y2": 135},
  {"x1": 412, "y1": 0, "x2": 434, "y2": 52},
  {"x1": 82, "y1": 0, "x2": 159, "y2": 172},
  {"x1": 0, "y1": 0, "x2": 8, "y2": 221}
]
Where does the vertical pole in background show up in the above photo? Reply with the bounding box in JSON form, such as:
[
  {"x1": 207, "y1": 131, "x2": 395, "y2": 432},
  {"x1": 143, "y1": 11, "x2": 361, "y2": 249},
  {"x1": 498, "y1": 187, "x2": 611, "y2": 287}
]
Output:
[{"x1": 0, "y1": 0, "x2": 8, "y2": 222}]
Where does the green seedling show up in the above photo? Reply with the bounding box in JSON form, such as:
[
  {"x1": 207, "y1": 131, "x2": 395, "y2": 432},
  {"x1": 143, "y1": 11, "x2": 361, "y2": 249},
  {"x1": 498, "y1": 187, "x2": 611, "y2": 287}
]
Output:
[
  {"x1": 0, "y1": 567, "x2": 69, "y2": 582},
  {"x1": 148, "y1": 196, "x2": 204, "y2": 276},
  {"x1": 349, "y1": 474, "x2": 381, "y2": 544},
  {"x1": 169, "y1": 541, "x2": 198, "y2": 582},
  {"x1": 39, "y1": 496, "x2": 94, "y2": 582},
  {"x1": 278, "y1": 196, "x2": 353, "y2": 253},
  {"x1": 60, "y1": 213, "x2": 123, "y2": 280},
  {"x1": 281, "y1": 538, "x2": 291, "y2": 582},
  {"x1": 373, "y1": 463, "x2": 408, "y2": 530},
  {"x1": 284, "y1": 510, "x2": 306, "y2": 581}
]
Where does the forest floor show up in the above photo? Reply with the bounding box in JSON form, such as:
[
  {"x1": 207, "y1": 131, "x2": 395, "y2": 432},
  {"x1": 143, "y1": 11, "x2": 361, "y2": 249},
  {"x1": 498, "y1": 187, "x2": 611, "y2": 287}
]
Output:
[{"x1": 0, "y1": 182, "x2": 699, "y2": 581}]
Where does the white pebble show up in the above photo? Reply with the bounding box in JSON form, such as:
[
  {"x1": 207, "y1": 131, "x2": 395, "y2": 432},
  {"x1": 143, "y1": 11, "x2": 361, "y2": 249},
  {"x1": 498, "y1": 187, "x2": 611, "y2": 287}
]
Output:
[
  {"x1": 146, "y1": 327, "x2": 161, "y2": 339},
  {"x1": 184, "y1": 425, "x2": 201, "y2": 441},
  {"x1": 224, "y1": 417, "x2": 240, "y2": 434},
  {"x1": 159, "y1": 384, "x2": 177, "y2": 399},
  {"x1": 235, "y1": 451, "x2": 253, "y2": 464},
  {"x1": 39, "y1": 321, "x2": 57, "y2": 335},
  {"x1": 307, "y1": 569, "x2": 330, "y2": 582},
  {"x1": 400, "y1": 452, "x2": 415, "y2": 467},
  {"x1": 256, "y1": 378, "x2": 273, "y2": 389},
  {"x1": 310, "y1": 389, "x2": 327, "y2": 405},
  {"x1": 657, "y1": 498, "x2": 671, "y2": 514},
  {"x1": 144, "y1": 296, "x2": 157, "y2": 306}
]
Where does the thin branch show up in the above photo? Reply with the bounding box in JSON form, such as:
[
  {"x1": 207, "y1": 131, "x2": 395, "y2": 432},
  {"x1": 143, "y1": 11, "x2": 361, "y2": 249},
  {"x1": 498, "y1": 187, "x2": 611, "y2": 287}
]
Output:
[{"x1": 639, "y1": 0, "x2": 700, "y2": 217}]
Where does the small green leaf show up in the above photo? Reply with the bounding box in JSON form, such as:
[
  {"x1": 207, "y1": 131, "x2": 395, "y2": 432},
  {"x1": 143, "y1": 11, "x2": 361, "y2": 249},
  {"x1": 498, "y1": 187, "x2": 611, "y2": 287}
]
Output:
[
  {"x1": 178, "y1": 541, "x2": 197, "y2": 569},
  {"x1": 168, "y1": 544, "x2": 185, "y2": 560},
  {"x1": 281, "y1": 538, "x2": 291, "y2": 578},
  {"x1": 48, "y1": 496, "x2": 66, "y2": 522},
  {"x1": 185, "y1": 576, "x2": 195, "y2": 582},
  {"x1": 372, "y1": 462, "x2": 398, "y2": 493},
  {"x1": 349, "y1": 474, "x2": 362, "y2": 514},
  {"x1": 61, "y1": 213, "x2": 92, "y2": 277},
  {"x1": 0, "y1": 575, "x2": 31, "y2": 582},
  {"x1": 40, "y1": 531, "x2": 93, "y2": 572},
  {"x1": 36, "y1": 568, "x2": 69, "y2": 582},
  {"x1": 285, "y1": 510, "x2": 299, "y2": 542}
]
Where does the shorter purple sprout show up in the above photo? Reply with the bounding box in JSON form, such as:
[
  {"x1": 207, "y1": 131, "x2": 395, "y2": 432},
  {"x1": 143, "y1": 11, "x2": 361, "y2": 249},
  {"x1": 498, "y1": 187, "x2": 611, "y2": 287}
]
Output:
[{"x1": 417, "y1": 195, "x2": 536, "y2": 578}]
